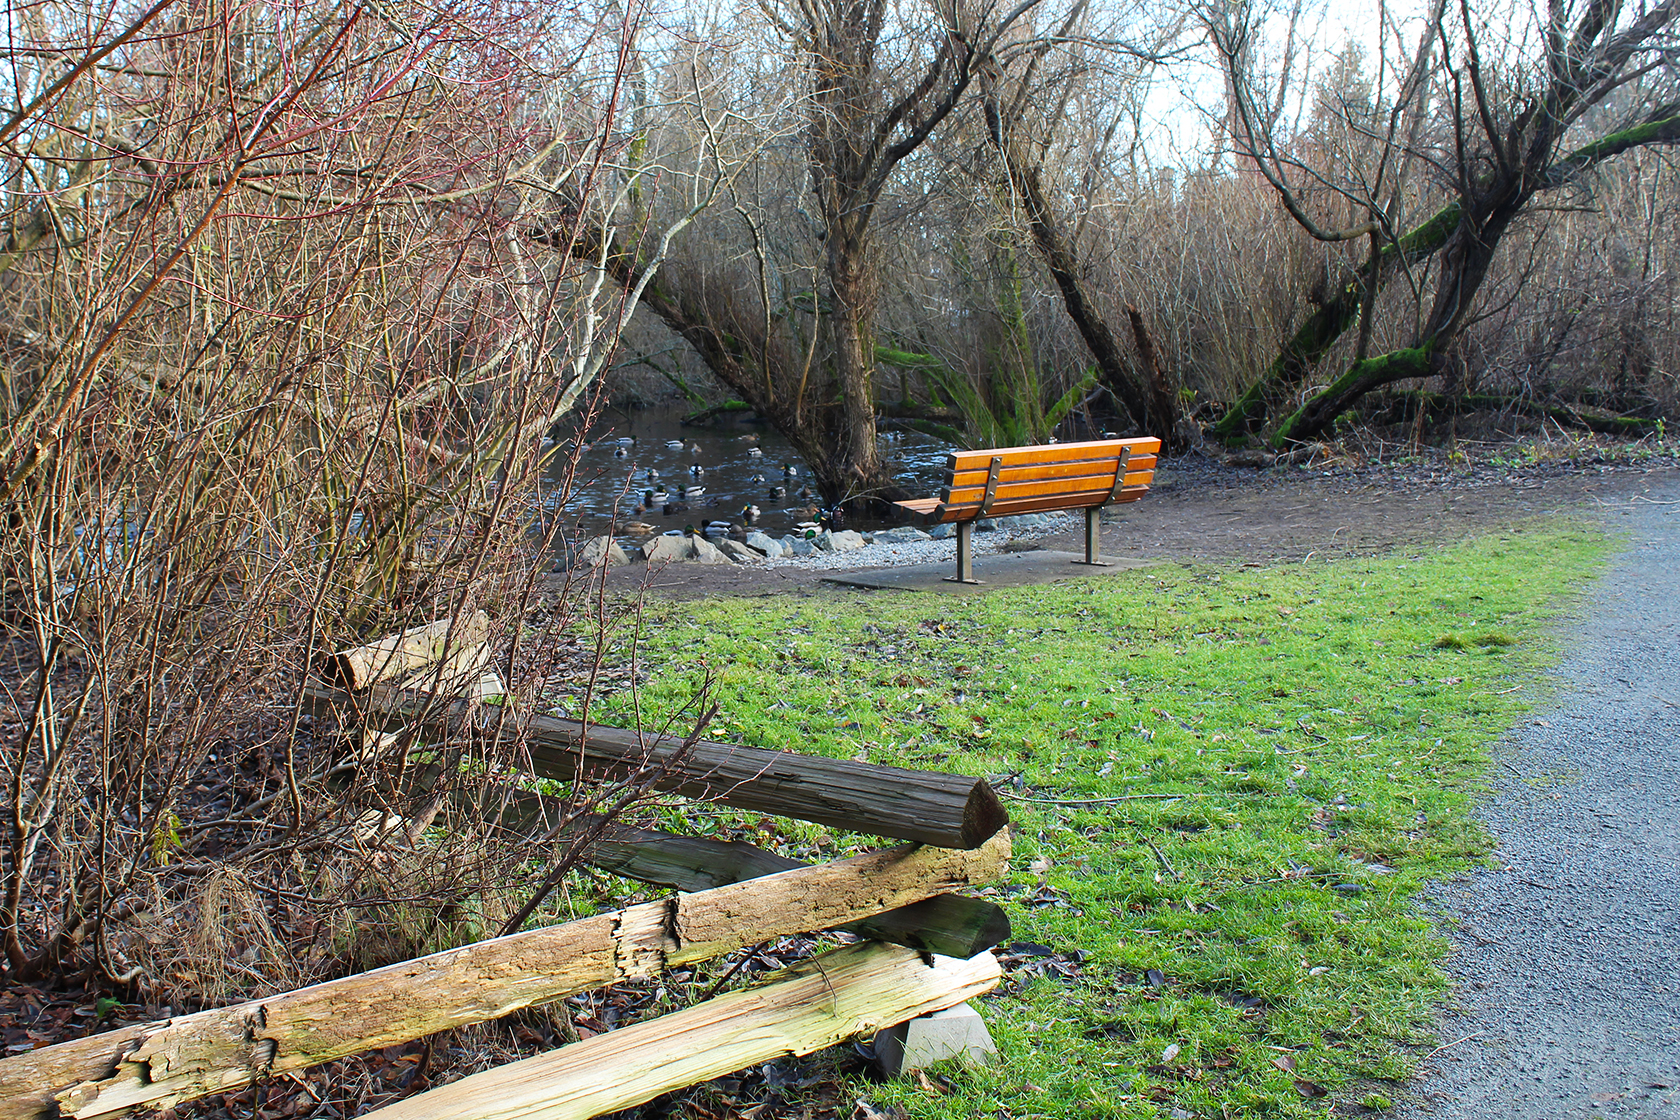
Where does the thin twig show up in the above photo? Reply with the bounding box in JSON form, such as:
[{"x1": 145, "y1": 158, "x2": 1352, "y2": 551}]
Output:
[
  {"x1": 1424, "y1": 1031, "x2": 1484, "y2": 1060},
  {"x1": 999, "y1": 792, "x2": 1192, "y2": 805},
  {"x1": 1143, "y1": 837, "x2": 1179, "y2": 879}
]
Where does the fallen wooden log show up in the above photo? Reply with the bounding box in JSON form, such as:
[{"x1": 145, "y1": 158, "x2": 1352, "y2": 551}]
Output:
[
  {"x1": 319, "y1": 611, "x2": 492, "y2": 692},
  {"x1": 360, "y1": 942, "x2": 1002, "y2": 1120},
  {"x1": 303, "y1": 681, "x2": 1009, "y2": 849},
  {"x1": 6, "y1": 836, "x2": 1006, "y2": 1120}
]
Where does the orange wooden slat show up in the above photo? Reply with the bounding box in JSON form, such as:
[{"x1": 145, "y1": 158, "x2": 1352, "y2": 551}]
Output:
[
  {"x1": 943, "y1": 469, "x2": 1155, "y2": 507},
  {"x1": 946, "y1": 453, "x2": 1158, "y2": 491},
  {"x1": 945, "y1": 437, "x2": 1161, "y2": 473},
  {"x1": 927, "y1": 485, "x2": 1150, "y2": 523}
]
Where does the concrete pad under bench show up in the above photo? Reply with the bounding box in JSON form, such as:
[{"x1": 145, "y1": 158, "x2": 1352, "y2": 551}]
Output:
[{"x1": 822, "y1": 550, "x2": 1158, "y2": 593}]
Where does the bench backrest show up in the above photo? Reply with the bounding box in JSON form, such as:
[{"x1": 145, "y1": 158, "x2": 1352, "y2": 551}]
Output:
[{"x1": 929, "y1": 437, "x2": 1161, "y2": 523}]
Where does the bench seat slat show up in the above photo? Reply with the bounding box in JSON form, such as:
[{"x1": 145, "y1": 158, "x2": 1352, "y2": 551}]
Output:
[{"x1": 920, "y1": 486, "x2": 1149, "y2": 524}]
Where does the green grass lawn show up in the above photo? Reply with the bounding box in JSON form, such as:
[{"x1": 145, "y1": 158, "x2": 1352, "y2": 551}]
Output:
[{"x1": 585, "y1": 523, "x2": 1607, "y2": 1118}]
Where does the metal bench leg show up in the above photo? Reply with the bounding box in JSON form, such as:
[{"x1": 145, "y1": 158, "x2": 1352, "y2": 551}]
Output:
[
  {"x1": 1072, "y1": 506, "x2": 1109, "y2": 567},
  {"x1": 944, "y1": 521, "x2": 980, "y2": 584}
]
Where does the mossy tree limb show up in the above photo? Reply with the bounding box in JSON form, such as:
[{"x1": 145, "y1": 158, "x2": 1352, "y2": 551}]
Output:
[
  {"x1": 1217, "y1": 105, "x2": 1680, "y2": 444},
  {"x1": 1210, "y1": 203, "x2": 1463, "y2": 442},
  {"x1": 1271, "y1": 346, "x2": 1435, "y2": 446}
]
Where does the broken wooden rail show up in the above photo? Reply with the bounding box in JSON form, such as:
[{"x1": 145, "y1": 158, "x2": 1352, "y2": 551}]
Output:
[
  {"x1": 363, "y1": 943, "x2": 1001, "y2": 1120},
  {"x1": 0, "y1": 617, "x2": 1016, "y2": 1120},
  {"x1": 1, "y1": 839, "x2": 1008, "y2": 1120}
]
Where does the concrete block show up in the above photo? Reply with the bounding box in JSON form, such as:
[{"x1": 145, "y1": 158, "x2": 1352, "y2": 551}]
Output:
[{"x1": 871, "y1": 1001, "x2": 996, "y2": 1076}]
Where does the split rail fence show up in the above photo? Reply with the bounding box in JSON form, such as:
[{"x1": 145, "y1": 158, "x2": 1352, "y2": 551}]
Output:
[{"x1": 0, "y1": 615, "x2": 1014, "y2": 1120}]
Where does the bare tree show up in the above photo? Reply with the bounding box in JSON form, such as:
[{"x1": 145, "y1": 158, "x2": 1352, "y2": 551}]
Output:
[
  {"x1": 974, "y1": 0, "x2": 1186, "y2": 442},
  {"x1": 585, "y1": 0, "x2": 1048, "y2": 509}
]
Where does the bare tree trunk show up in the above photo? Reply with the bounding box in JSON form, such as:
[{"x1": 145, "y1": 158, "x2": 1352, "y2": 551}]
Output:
[
  {"x1": 986, "y1": 112, "x2": 1176, "y2": 442},
  {"x1": 825, "y1": 235, "x2": 885, "y2": 501}
]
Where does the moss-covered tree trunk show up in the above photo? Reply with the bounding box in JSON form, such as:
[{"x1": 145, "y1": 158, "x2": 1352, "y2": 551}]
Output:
[{"x1": 986, "y1": 106, "x2": 1176, "y2": 444}]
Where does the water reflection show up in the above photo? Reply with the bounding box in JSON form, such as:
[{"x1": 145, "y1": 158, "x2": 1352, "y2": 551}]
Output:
[{"x1": 543, "y1": 405, "x2": 952, "y2": 542}]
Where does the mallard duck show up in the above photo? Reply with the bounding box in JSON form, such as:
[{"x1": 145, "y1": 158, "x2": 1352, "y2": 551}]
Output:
[
  {"x1": 661, "y1": 501, "x2": 688, "y2": 515},
  {"x1": 683, "y1": 484, "x2": 706, "y2": 498},
  {"x1": 740, "y1": 504, "x2": 761, "y2": 525},
  {"x1": 645, "y1": 467, "x2": 660, "y2": 480},
  {"x1": 796, "y1": 485, "x2": 816, "y2": 501},
  {"x1": 782, "y1": 463, "x2": 799, "y2": 477},
  {"x1": 613, "y1": 445, "x2": 630, "y2": 458},
  {"x1": 665, "y1": 438, "x2": 685, "y2": 449},
  {"x1": 624, "y1": 522, "x2": 656, "y2": 536},
  {"x1": 767, "y1": 485, "x2": 787, "y2": 500},
  {"x1": 746, "y1": 446, "x2": 763, "y2": 458},
  {"x1": 687, "y1": 441, "x2": 702, "y2": 454},
  {"x1": 749, "y1": 473, "x2": 765, "y2": 485},
  {"x1": 616, "y1": 436, "x2": 635, "y2": 445},
  {"x1": 689, "y1": 463, "x2": 705, "y2": 477}
]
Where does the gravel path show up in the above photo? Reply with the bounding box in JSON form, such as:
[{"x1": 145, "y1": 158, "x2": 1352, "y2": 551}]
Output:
[{"x1": 1407, "y1": 477, "x2": 1680, "y2": 1119}]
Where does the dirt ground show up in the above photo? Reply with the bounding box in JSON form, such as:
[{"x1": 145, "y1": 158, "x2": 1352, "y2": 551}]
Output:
[{"x1": 572, "y1": 446, "x2": 1680, "y2": 600}]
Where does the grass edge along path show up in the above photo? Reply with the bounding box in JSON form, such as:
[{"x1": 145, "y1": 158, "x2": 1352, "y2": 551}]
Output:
[{"x1": 587, "y1": 522, "x2": 1608, "y2": 1119}]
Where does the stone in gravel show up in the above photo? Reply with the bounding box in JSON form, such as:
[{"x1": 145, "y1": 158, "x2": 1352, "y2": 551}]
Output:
[
  {"x1": 784, "y1": 536, "x2": 815, "y2": 556},
  {"x1": 827, "y1": 530, "x2": 866, "y2": 552},
  {"x1": 975, "y1": 518, "x2": 997, "y2": 531},
  {"x1": 928, "y1": 523, "x2": 954, "y2": 540},
  {"x1": 715, "y1": 538, "x2": 761, "y2": 564},
  {"x1": 576, "y1": 535, "x2": 630, "y2": 567},
  {"x1": 690, "y1": 536, "x2": 729, "y2": 564},
  {"x1": 813, "y1": 531, "x2": 835, "y2": 551},
  {"x1": 745, "y1": 531, "x2": 784, "y2": 558},
  {"x1": 874, "y1": 527, "x2": 931, "y2": 544},
  {"x1": 639, "y1": 534, "x2": 695, "y2": 564}
]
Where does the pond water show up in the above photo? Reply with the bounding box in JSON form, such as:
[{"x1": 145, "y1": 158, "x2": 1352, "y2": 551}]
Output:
[{"x1": 542, "y1": 405, "x2": 953, "y2": 542}]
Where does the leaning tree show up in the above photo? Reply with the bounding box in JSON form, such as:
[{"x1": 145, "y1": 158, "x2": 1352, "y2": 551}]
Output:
[{"x1": 1204, "y1": 0, "x2": 1680, "y2": 446}]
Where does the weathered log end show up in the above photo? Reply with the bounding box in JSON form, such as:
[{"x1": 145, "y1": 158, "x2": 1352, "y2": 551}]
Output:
[
  {"x1": 317, "y1": 611, "x2": 491, "y2": 691},
  {"x1": 849, "y1": 894, "x2": 1011, "y2": 959},
  {"x1": 960, "y1": 780, "x2": 1010, "y2": 849}
]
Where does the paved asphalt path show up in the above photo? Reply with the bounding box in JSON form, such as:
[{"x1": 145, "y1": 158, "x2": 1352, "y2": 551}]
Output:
[{"x1": 1408, "y1": 475, "x2": 1680, "y2": 1119}]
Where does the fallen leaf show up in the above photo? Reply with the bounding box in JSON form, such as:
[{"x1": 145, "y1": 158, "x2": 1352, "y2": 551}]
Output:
[
  {"x1": 1293, "y1": 1078, "x2": 1328, "y2": 1098},
  {"x1": 1271, "y1": 1053, "x2": 1297, "y2": 1072},
  {"x1": 1162, "y1": 1042, "x2": 1181, "y2": 1062},
  {"x1": 912, "y1": 1069, "x2": 946, "y2": 1095}
]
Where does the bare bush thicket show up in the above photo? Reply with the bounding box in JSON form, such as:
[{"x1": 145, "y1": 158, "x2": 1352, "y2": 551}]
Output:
[{"x1": 0, "y1": 0, "x2": 712, "y2": 991}]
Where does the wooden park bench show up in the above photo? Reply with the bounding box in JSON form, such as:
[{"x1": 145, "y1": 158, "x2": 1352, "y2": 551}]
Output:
[{"x1": 895, "y1": 437, "x2": 1162, "y2": 583}]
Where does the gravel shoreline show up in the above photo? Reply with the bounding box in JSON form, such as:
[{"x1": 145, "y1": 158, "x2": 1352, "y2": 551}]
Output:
[{"x1": 758, "y1": 511, "x2": 1080, "y2": 571}]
